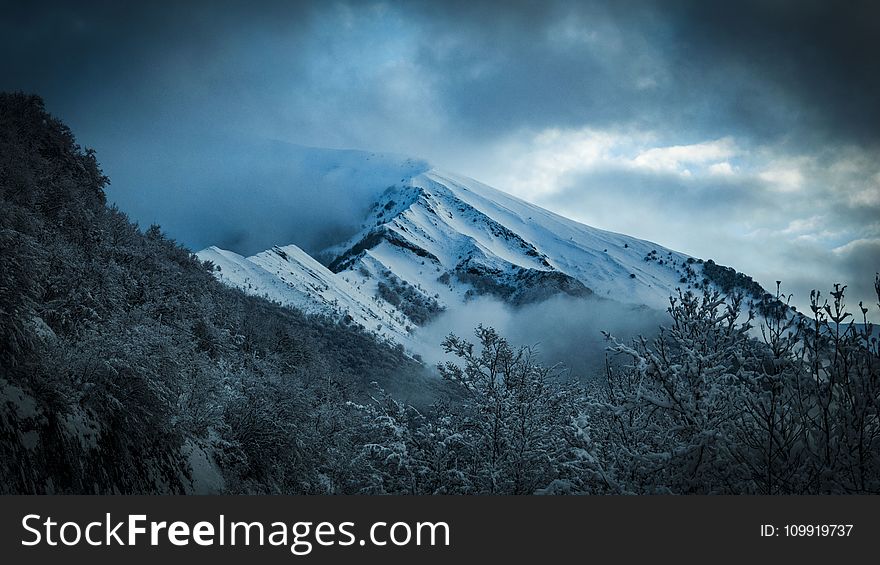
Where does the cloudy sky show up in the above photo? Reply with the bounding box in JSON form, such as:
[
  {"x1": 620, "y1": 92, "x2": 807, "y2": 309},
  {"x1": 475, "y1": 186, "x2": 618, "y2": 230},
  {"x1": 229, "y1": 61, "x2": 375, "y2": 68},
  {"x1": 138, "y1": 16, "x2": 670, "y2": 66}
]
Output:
[{"x1": 3, "y1": 0, "x2": 878, "y2": 317}]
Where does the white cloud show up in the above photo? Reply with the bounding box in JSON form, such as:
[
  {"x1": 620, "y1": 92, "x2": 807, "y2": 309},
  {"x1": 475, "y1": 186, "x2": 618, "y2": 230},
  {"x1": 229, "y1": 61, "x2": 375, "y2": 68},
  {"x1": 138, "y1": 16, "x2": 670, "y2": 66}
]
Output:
[
  {"x1": 758, "y1": 165, "x2": 805, "y2": 192},
  {"x1": 782, "y1": 216, "x2": 825, "y2": 235},
  {"x1": 631, "y1": 137, "x2": 737, "y2": 175},
  {"x1": 848, "y1": 185, "x2": 880, "y2": 207},
  {"x1": 832, "y1": 237, "x2": 880, "y2": 257},
  {"x1": 708, "y1": 161, "x2": 735, "y2": 176},
  {"x1": 475, "y1": 128, "x2": 746, "y2": 202},
  {"x1": 480, "y1": 127, "x2": 640, "y2": 200}
]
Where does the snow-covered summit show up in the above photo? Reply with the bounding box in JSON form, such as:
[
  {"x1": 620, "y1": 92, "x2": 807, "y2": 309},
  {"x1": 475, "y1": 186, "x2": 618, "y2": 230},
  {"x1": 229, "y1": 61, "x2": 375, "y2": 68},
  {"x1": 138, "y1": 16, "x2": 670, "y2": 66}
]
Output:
[
  {"x1": 323, "y1": 168, "x2": 693, "y2": 312},
  {"x1": 197, "y1": 150, "x2": 759, "y2": 347}
]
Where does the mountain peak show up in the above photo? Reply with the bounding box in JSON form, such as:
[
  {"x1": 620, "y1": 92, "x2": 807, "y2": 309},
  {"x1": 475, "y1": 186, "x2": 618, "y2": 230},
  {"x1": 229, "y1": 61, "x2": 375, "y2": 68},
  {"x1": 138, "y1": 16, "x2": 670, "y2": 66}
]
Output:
[
  {"x1": 197, "y1": 149, "x2": 771, "y2": 349},
  {"x1": 316, "y1": 166, "x2": 693, "y2": 310}
]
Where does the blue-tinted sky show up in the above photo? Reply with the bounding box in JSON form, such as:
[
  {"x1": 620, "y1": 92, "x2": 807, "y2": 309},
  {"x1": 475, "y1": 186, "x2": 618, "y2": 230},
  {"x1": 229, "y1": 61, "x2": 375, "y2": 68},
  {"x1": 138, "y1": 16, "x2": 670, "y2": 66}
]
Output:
[{"x1": 2, "y1": 0, "x2": 878, "y2": 315}]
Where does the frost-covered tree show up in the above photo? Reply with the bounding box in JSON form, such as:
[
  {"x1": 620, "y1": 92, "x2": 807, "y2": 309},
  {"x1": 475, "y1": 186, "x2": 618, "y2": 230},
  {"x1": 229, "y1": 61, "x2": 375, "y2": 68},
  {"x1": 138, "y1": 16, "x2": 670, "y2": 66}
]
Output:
[
  {"x1": 587, "y1": 279, "x2": 880, "y2": 494},
  {"x1": 358, "y1": 326, "x2": 579, "y2": 494},
  {"x1": 0, "y1": 93, "x2": 430, "y2": 494},
  {"x1": 435, "y1": 326, "x2": 576, "y2": 494},
  {"x1": 589, "y1": 289, "x2": 754, "y2": 493},
  {"x1": 791, "y1": 280, "x2": 880, "y2": 493}
]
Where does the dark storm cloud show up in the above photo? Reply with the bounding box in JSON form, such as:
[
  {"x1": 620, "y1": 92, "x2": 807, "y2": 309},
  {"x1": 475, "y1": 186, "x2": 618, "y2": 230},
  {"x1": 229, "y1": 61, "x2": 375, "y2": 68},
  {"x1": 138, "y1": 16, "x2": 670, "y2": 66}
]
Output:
[
  {"x1": 4, "y1": 0, "x2": 878, "y2": 149},
  {"x1": 1, "y1": 1, "x2": 297, "y2": 91},
  {"x1": 0, "y1": 0, "x2": 317, "y2": 135},
  {"x1": 659, "y1": 0, "x2": 880, "y2": 146},
  {"x1": 400, "y1": 1, "x2": 702, "y2": 139},
  {"x1": 393, "y1": 0, "x2": 880, "y2": 146}
]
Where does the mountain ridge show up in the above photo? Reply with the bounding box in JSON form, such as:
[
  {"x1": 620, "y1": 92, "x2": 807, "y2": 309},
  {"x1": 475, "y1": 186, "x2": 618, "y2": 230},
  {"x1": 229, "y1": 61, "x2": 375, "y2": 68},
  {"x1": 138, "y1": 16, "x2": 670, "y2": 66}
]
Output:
[{"x1": 197, "y1": 156, "x2": 771, "y2": 348}]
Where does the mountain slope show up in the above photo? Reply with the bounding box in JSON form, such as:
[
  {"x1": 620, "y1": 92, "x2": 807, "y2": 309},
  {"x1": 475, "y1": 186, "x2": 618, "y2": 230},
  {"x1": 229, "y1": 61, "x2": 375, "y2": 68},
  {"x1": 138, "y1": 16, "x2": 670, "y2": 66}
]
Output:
[
  {"x1": 198, "y1": 243, "x2": 415, "y2": 344},
  {"x1": 0, "y1": 94, "x2": 431, "y2": 494},
  {"x1": 324, "y1": 169, "x2": 693, "y2": 311},
  {"x1": 199, "y1": 158, "x2": 754, "y2": 347}
]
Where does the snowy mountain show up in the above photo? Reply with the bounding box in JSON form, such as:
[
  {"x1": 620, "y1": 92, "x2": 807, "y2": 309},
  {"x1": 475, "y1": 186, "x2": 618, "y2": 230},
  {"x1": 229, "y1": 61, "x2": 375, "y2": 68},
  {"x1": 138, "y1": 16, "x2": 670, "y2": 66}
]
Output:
[
  {"x1": 322, "y1": 169, "x2": 692, "y2": 307},
  {"x1": 198, "y1": 243, "x2": 416, "y2": 345},
  {"x1": 197, "y1": 152, "x2": 767, "y2": 348}
]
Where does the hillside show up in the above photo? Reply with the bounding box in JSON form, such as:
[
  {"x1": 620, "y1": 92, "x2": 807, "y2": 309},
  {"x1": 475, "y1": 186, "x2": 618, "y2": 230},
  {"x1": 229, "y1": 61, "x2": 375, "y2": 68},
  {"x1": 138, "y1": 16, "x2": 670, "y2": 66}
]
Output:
[{"x1": 0, "y1": 93, "x2": 433, "y2": 494}]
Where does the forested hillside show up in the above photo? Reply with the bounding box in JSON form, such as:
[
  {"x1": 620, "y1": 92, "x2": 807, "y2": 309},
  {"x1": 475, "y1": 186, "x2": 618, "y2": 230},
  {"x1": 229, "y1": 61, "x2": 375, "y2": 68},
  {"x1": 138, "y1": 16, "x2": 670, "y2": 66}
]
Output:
[{"x1": 0, "y1": 93, "x2": 432, "y2": 493}]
